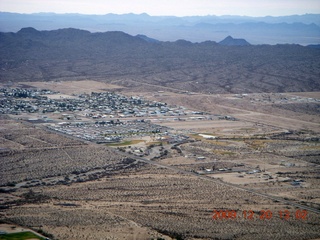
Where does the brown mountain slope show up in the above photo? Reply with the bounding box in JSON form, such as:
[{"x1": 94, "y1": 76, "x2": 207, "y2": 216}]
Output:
[{"x1": 1, "y1": 28, "x2": 320, "y2": 94}]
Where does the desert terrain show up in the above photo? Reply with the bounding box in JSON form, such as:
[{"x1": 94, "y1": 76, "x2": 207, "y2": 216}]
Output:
[{"x1": 0, "y1": 80, "x2": 319, "y2": 240}]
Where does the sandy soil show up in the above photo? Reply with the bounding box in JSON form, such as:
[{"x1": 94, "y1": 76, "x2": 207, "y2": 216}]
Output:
[
  {"x1": 159, "y1": 120, "x2": 253, "y2": 131},
  {"x1": 45, "y1": 94, "x2": 78, "y2": 99},
  {"x1": 1, "y1": 81, "x2": 320, "y2": 239},
  {"x1": 144, "y1": 91, "x2": 320, "y2": 132},
  {"x1": 17, "y1": 80, "x2": 125, "y2": 94},
  {"x1": 286, "y1": 92, "x2": 320, "y2": 98}
]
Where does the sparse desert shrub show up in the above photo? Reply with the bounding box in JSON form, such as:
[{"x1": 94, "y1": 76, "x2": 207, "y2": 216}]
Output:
[
  {"x1": 6, "y1": 181, "x2": 17, "y2": 187},
  {"x1": 36, "y1": 228, "x2": 54, "y2": 239},
  {"x1": 156, "y1": 229, "x2": 185, "y2": 240}
]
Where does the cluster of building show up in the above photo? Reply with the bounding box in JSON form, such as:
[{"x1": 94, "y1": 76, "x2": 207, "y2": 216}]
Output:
[
  {"x1": 48, "y1": 120, "x2": 170, "y2": 143},
  {"x1": 0, "y1": 87, "x2": 58, "y2": 114},
  {"x1": 0, "y1": 88, "x2": 194, "y2": 118},
  {"x1": 1, "y1": 87, "x2": 236, "y2": 144},
  {"x1": 0, "y1": 87, "x2": 57, "y2": 98},
  {"x1": 0, "y1": 87, "x2": 237, "y2": 123}
]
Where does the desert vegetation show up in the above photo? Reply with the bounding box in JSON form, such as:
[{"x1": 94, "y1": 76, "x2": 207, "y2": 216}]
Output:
[
  {"x1": 2, "y1": 165, "x2": 320, "y2": 240},
  {"x1": 0, "y1": 81, "x2": 319, "y2": 239},
  {"x1": 0, "y1": 118, "x2": 127, "y2": 185}
]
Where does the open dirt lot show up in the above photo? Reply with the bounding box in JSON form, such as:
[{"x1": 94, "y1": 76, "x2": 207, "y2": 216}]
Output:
[{"x1": 141, "y1": 91, "x2": 320, "y2": 132}]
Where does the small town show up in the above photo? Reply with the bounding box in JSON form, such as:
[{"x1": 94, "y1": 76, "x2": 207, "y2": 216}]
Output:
[
  {"x1": 0, "y1": 87, "x2": 228, "y2": 146},
  {"x1": 0, "y1": 87, "x2": 210, "y2": 118}
]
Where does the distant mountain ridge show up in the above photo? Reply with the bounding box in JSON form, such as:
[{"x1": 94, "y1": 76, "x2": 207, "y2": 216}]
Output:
[
  {"x1": 136, "y1": 34, "x2": 160, "y2": 43},
  {"x1": 1, "y1": 27, "x2": 319, "y2": 94},
  {"x1": 219, "y1": 36, "x2": 250, "y2": 46},
  {"x1": 0, "y1": 12, "x2": 319, "y2": 45}
]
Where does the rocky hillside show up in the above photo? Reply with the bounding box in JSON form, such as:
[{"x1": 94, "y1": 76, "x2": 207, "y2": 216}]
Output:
[{"x1": 1, "y1": 28, "x2": 320, "y2": 94}]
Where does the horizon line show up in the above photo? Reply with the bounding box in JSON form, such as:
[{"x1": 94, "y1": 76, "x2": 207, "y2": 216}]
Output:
[{"x1": 1, "y1": 11, "x2": 319, "y2": 18}]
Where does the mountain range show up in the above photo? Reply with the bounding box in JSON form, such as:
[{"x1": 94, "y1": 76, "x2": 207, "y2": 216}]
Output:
[
  {"x1": 1, "y1": 27, "x2": 319, "y2": 94},
  {"x1": 0, "y1": 12, "x2": 319, "y2": 45},
  {"x1": 219, "y1": 36, "x2": 250, "y2": 46}
]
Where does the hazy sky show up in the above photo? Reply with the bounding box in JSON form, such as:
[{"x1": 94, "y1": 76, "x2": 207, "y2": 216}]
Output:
[{"x1": 1, "y1": 0, "x2": 320, "y2": 16}]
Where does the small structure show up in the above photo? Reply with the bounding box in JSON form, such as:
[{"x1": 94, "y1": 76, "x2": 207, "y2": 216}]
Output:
[
  {"x1": 291, "y1": 181, "x2": 301, "y2": 186},
  {"x1": 294, "y1": 179, "x2": 304, "y2": 183},
  {"x1": 199, "y1": 134, "x2": 216, "y2": 139}
]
